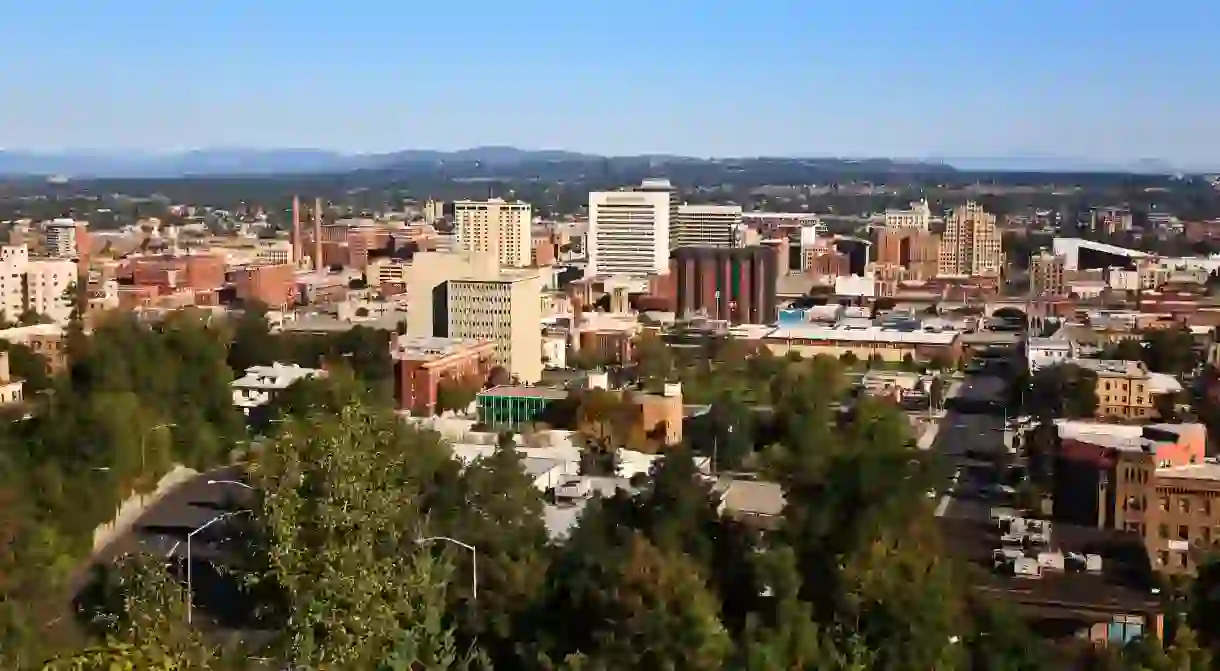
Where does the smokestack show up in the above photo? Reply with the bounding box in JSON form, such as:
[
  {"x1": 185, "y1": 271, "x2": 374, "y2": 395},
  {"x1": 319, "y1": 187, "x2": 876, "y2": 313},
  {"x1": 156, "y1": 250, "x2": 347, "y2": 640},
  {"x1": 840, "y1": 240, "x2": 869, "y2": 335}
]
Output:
[
  {"x1": 291, "y1": 195, "x2": 301, "y2": 266},
  {"x1": 313, "y1": 197, "x2": 324, "y2": 272}
]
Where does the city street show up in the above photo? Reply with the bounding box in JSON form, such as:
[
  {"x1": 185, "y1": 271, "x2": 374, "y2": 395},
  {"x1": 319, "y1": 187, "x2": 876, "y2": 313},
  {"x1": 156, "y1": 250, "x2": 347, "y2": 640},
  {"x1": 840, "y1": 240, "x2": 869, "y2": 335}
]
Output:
[{"x1": 931, "y1": 374, "x2": 1010, "y2": 521}]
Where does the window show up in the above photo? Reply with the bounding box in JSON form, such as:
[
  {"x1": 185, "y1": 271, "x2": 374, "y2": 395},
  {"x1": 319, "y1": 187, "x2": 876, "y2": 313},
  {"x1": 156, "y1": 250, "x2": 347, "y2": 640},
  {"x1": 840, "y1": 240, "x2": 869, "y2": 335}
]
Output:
[
  {"x1": 1179, "y1": 525, "x2": 1190, "y2": 541},
  {"x1": 1180, "y1": 553, "x2": 1190, "y2": 568},
  {"x1": 1161, "y1": 497, "x2": 1170, "y2": 511},
  {"x1": 1159, "y1": 524, "x2": 1169, "y2": 538},
  {"x1": 1181, "y1": 499, "x2": 1192, "y2": 514},
  {"x1": 1205, "y1": 500, "x2": 1213, "y2": 516},
  {"x1": 1204, "y1": 527, "x2": 1212, "y2": 544}
]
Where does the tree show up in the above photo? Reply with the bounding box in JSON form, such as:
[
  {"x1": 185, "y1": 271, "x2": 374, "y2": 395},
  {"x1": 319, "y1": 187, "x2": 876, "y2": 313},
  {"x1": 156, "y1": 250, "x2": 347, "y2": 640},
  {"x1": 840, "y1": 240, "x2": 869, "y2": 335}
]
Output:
[
  {"x1": 839, "y1": 351, "x2": 859, "y2": 367},
  {"x1": 244, "y1": 399, "x2": 480, "y2": 668},
  {"x1": 631, "y1": 331, "x2": 673, "y2": 390},
  {"x1": 435, "y1": 377, "x2": 479, "y2": 415},
  {"x1": 485, "y1": 365, "x2": 511, "y2": 388},
  {"x1": 1029, "y1": 363, "x2": 1099, "y2": 419}
]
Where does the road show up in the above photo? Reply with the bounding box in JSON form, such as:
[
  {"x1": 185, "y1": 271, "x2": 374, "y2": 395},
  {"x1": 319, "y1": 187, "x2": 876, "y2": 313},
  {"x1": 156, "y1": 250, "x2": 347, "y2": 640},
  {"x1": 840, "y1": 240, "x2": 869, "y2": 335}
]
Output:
[{"x1": 930, "y1": 374, "x2": 1011, "y2": 522}]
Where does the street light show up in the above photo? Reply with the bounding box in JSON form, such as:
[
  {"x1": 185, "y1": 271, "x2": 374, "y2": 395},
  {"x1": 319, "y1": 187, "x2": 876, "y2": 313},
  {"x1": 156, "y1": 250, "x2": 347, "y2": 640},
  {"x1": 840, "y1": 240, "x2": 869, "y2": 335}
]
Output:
[
  {"x1": 207, "y1": 479, "x2": 254, "y2": 490},
  {"x1": 141, "y1": 423, "x2": 176, "y2": 474},
  {"x1": 417, "y1": 536, "x2": 477, "y2": 600},
  {"x1": 185, "y1": 509, "x2": 252, "y2": 625}
]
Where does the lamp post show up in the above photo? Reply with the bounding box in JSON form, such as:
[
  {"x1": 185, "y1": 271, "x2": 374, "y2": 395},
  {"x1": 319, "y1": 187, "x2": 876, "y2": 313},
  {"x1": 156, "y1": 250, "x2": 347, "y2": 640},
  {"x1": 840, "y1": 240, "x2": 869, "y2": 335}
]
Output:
[
  {"x1": 186, "y1": 509, "x2": 252, "y2": 625},
  {"x1": 141, "y1": 423, "x2": 176, "y2": 474},
  {"x1": 417, "y1": 536, "x2": 477, "y2": 600}
]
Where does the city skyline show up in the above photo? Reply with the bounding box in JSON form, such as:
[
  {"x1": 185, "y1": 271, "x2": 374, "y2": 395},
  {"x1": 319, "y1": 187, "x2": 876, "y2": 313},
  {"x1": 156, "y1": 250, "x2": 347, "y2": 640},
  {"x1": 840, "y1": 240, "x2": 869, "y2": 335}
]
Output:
[{"x1": 1, "y1": 1, "x2": 1217, "y2": 165}]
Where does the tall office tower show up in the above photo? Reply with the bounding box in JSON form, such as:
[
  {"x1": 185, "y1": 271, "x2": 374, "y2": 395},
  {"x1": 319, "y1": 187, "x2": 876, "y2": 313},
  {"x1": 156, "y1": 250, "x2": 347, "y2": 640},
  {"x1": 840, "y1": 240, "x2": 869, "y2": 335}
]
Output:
[
  {"x1": 44, "y1": 219, "x2": 86, "y2": 258},
  {"x1": 634, "y1": 178, "x2": 679, "y2": 249},
  {"x1": 884, "y1": 199, "x2": 932, "y2": 231},
  {"x1": 674, "y1": 204, "x2": 743, "y2": 248},
  {"x1": 875, "y1": 228, "x2": 941, "y2": 280},
  {"x1": 938, "y1": 201, "x2": 1003, "y2": 277},
  {"x1": 671, "y1": 246, "x2": 778, "y2": 325},
  {"x1": 313, "y1": 198, "x2": 324, "y2": 272},
  {"x1": 452, "y1": 198, "x2": 533, "y2": 267},
  {"x1": 588, "y1": 190, "x2": 672, "y2": 276},
  {"x1": 407, "y1": 251, "x2": 543, "y2": 383}
]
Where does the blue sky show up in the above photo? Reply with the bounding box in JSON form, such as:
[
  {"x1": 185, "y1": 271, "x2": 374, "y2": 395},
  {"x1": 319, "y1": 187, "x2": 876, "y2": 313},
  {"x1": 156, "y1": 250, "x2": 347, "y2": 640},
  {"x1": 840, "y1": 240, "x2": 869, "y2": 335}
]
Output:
[{"x1": 2, "y1": 0, "x2": 1217, "y2": 164}]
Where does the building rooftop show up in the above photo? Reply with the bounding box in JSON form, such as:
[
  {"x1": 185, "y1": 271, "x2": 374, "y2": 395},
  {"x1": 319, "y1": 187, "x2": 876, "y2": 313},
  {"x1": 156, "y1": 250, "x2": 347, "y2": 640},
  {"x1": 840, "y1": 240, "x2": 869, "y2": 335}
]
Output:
[
  {"x1": 765, "y1": 323, "x2": 959, "y2": 345},
  {"x1": 478, "y1": 385, "x2": 570, "y2": 400},
  {"x1": 390, "y1": 335, "x2": 491, "y2": 361},
  {"x1": 1156, "y1": 463, "x2": 1220, "y2": 482},
  {"x1": 232, "y1": 362, "x2": 323, "y2": 390},
  {"x1": 1069, "y1": 359, "x2": 1147, "y2": 377}
]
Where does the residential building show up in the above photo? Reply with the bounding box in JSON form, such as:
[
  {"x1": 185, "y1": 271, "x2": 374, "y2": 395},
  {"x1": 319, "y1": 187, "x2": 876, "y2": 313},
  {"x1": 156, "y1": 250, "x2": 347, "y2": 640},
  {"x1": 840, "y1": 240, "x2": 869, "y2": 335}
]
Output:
[
  {"x1": 938, "y1": 201, "x2": 1003, "y2": 277},
  {"x1": 390, "y1": 335, "x2": 496, "y2": 416},
  {"x1": 407, "y1": 251, "x2": 544, "y2": 383},
  {"x1": 26, "y1": 259, "x2": 78, "y2": 324},
  {"x1": 0, "y1": 323, "x2": 66, "y2": 371},
  {"x1": 1027, "y1": 337, "x2": 1077, "y2": 371},
  {"x1": 423, "y1": 199, "x2": 445, "y2": 226},
  {"x1": 884, "y1": 199, "x2": 932, "y2": 231},
  {"x1": 0, "y1": 245, "x2": 29, "y2": 322},
  {"x1": 588, "y1": 189, "x2": 671, "y2": 276},
  {"x1": 1093, "y1": 207, "x2": 1134, "y2": 236},
  {"x1": 1070, "y1": 359, "x2": 1156, "y2": 420},
  {"x1": 230, "y1": 362, "x2": 324, "y2": 414},
  {"x1": 452, "y1": 199, "x2": 533, "y2": 268},
  {"x1": 674, "y1": 204, "x2": 742, "y2": 248},
  {"x1": 1030, "y1": 251, "x2": 1067, "y2": 296},
  {"x1": 670, "y1": 246, "x2": 779, "y2": 325}
]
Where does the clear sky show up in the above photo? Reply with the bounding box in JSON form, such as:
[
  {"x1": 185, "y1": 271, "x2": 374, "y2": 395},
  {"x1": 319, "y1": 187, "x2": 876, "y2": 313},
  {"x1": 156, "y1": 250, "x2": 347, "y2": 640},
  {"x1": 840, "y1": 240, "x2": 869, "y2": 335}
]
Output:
[{"x1": 2, "y1": 0, "x2": 1217, "y2": 164}]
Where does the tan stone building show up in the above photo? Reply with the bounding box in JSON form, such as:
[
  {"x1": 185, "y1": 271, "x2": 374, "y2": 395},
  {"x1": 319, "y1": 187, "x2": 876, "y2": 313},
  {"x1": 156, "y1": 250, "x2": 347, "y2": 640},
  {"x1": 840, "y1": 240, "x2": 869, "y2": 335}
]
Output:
[{"x1": 938, "y1": 201, "x2": 1003, "y2": 277}]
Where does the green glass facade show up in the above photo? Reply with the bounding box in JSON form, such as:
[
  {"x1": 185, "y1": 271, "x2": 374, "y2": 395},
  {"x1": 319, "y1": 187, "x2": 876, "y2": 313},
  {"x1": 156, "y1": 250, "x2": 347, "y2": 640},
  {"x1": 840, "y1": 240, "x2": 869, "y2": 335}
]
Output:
[{"x1": 477, "y1": 391, "x2": 563, "y2": 429}]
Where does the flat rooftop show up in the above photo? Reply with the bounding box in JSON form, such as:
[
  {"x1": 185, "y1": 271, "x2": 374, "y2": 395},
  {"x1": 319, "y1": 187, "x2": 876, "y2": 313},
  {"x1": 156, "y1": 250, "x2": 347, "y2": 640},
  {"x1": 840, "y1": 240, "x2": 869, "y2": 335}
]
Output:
[
  {"x1": 478, "y1": 385, "x2": 570, "y2": 400},
  {"x1": 391, "y1": 335, "x2": 491, "y2": 361},
  {"x1": 765, "y1": 323, "x2": 959, "y2": 345}
]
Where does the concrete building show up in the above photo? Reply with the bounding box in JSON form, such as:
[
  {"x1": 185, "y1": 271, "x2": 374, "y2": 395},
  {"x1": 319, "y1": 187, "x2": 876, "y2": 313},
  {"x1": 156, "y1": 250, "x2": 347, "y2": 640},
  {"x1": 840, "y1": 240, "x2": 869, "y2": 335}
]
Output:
[
  {"x1": 762, "y1": 322, "x2": 963, "y2": 364},
  {"x1": 0, "y1": 245, "x2": 29, "y2": 322},
  {"x1": 674, "y1": 204, "x2": 742, "y2": 248},
  {"x1": 44, "y1": 219, "x2": 87, "y2": 259},
  {"x1": 1031, "y1": 251, "x2": 1067, "y2": 296},
  {"x1": 1070, "y1": 359, "x2": 1156, "y2": 421},
  {"x1": 390, "y1": 335, "x2": 497, "y2": 416},
  {"x1": 589, "y1": 189, "x2": 672, "y2": 276},
  {"x1": 452, "y1": 199, "x2": 533, "y2": 268},
  {"x1": 231, "y1": 362, "x2": 324, "y2": 414},
  {"x1": 26, "y1": 259, "x2": 78, "y2": 324},
  {"x1": 938, "y1": 201, "x2": 1003, "y2": 277},
  {"x1": 670, "y1": 246, "x2": 778, "y2": 325},
  {"x1": 884, "y1": 199, "x2": 932, "y2": 231},
  {"x1": 406, "y1": 251, "x2": 544, "y2": 384}
]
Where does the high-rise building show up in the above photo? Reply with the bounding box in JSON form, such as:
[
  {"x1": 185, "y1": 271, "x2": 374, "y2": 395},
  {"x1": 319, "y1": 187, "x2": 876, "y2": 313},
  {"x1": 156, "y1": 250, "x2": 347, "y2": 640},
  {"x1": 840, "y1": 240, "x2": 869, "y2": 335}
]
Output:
[
  {"x1": 452, "y1": 199, "x2": 533, "y2": 268},
  {"x1": 1030, "y1": 251, "x2": 1067, "y2": 296},
  {"x1": 938, "y1": 201, "x2": 1003, "y2": 277},
  {"x1": 44, "y1": 219, "x2": 85, "y2": 259},
  {"x1": 407, "y1": 251, "x2": 543, "y2": 383},
  {"x1": 588, "y1": 190, "x2": 671, "y2": 276},
  {"x1": 634, "y1": 179, "x2": 680, "y2": 249},
  {"x1": 674, "y1": 204, "x2": 742, "y2": 248},
  {"x1": 884, "y1": 199, "x2": 932, "y2": 231},
  {"x1": 26, "y1": 259, "x2": 78, "y2": 324},
  {"x1": 670, "y1": 246, "x2": 778, "y2": 324},
  {"x1": 875, "y1": 228, "x2": 940, "y2": 280},
  {"x1": 0, "y1": 245, "x2": 29, "y2": 322}
]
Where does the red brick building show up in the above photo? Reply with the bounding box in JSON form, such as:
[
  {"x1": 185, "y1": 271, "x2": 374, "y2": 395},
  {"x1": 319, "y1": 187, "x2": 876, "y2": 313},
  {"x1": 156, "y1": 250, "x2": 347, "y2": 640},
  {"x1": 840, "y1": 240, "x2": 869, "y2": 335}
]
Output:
[
  {"x1": 671, "y1": 246, "x2": 778, "y2": 324},
  {"x1": 233, "y1": 263, "x2": 295, "y2": 309},
  {"x1": 391, "y1": 335, "x2": 496, "y2": 415},
  {"x1": 130, "y1": 254, "x2": 226, "y2": 293}
]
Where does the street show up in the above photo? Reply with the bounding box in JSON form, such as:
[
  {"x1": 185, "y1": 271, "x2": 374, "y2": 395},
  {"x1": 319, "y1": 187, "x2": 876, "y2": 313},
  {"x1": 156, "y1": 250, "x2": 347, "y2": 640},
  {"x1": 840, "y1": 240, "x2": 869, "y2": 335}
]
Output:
[{"x1": 931, "y1": 374, "x2": 1011, "y2": 522}]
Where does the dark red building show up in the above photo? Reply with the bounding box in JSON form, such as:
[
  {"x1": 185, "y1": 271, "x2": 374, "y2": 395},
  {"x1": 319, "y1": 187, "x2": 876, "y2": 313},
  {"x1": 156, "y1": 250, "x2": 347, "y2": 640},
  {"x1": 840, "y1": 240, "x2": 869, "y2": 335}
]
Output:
[{"x1": 670, "y1": 246, "x2": 778, "y2": 325}]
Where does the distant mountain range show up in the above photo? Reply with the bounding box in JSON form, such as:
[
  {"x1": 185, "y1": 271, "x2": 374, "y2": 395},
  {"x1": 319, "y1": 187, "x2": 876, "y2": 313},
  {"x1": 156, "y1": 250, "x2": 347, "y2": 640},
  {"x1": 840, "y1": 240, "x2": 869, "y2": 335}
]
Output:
[{"x1": 0, "y1": 146, "x2": 1205, "y2": 179}]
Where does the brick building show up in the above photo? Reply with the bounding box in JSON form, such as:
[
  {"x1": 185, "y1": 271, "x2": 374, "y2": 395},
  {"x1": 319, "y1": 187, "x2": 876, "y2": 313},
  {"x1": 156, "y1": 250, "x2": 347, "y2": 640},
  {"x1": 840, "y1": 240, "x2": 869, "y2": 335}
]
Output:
[
  {"x1": 670, "y1": 246, "x2": 778, "y2": 325},
  {"x1": 129, "y1": 253, "x2": 226, "y2": 293},
  {"x1": 233, "y1": 263, "x2": 295, "y2": 309},
  {"x1": 391, "y1": 335, "x2": 496, "y2": 415},
  {"x1": 874, "y1": 228, "x2": 940, "y2": 280}
]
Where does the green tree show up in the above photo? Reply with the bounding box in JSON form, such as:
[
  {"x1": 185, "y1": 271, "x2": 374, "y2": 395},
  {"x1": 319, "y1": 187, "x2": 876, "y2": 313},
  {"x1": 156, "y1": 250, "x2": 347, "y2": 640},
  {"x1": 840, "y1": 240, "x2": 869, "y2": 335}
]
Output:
[
  {"x1": 631, "y1": 331, "x2": 674, "y2": 390},
  {"x1": 435, "y1": 377, "x2": 480, "y2": 415},
  {"x1": 1029, "y1": 363, "x2": 1099, "y2": 419}
]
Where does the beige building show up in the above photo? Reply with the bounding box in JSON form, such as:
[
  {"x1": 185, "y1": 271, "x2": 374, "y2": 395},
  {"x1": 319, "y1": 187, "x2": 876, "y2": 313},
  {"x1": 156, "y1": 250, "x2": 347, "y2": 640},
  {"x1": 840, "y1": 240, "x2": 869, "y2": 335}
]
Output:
[
  {"x1": 452, "y1": 199, "x2": 533, "y2": 268},
  {"x1": 589, "y1": 189, "x2": 672, "y2": 276},
  {"x1": 0, "y1": 352, "x2": 23, "y2": 407},
  {"x1": 1030, "y1": 251, "x2": 1067, "y2": 296},
  {"x1": 674, "y1": 204, "x2": 742, "y2": 248},
  {"x1": 26, "y1": 259, "x2": 79, "y2": 325},
  {"x1": 884, "y1": 199, "x2": 932, "y2": 231},
  {"x1": 938, "y1": 201, "x2": 1002, "y2": 277},
  {"x1": 407, "y1": 251, "x2": 543, "y2": 383},
  {"x1": 1072, "y1": 359, "x2": 1156, "y2": 420},
  {"x1": 365, "y1": 257, "x2": 410, "y2": 288},
  {"x1": 0, "y1": 245, "x2": 29, "y2": 322}
]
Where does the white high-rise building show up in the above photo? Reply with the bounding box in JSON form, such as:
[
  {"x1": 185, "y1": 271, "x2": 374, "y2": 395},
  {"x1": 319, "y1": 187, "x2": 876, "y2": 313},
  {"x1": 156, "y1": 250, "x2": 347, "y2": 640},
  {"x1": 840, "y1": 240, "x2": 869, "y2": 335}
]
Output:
[
  {"x1": 884, "y1": 199, "x2": 932, "y2": 231},
  {"x1": 452, "y1": 199, "x2": 533, "y2": 268},
  {"x1": 589, "y1": 190, "x2": 672, "y2": 276},
  {"x1": 674, "y1": 204, "x2": 742, "y2": 248},
  {"x1": 938, "y1": 201, "x2": 1003, "y2": 277},
  {"x1": 0, "y1": 245, "x2": 29, "y2": 322},
  {"x1": 25, "y1": 259, "x2": 77, "y2": 325}
]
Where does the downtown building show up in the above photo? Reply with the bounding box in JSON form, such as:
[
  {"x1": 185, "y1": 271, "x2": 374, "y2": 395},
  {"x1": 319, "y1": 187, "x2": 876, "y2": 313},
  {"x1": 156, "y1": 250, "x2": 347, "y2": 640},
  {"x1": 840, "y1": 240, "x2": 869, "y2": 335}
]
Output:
[
  {"x1": 674, "y1": 204, "x2": 742, "y2": 248},
  {"x1": 452, "y1": 198, "x2": 533, "y2": 268},
  {"x1": 670, "y1": 246, "x2": 778, "y2": 325},
  {"x1": 938, "y1": 201, "x2": 1003, "y2": 277},
  {"x1": 588, "y1": 189, "x2": 672, "y2": 276}
]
